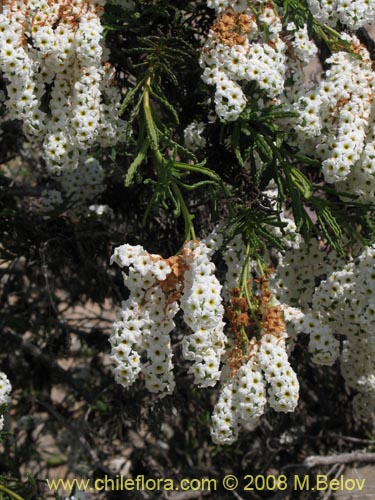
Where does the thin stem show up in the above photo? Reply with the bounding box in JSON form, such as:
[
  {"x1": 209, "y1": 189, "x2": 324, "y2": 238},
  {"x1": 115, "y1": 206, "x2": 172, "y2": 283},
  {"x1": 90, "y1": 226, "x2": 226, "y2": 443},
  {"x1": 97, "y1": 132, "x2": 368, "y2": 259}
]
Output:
[
  {"x1": 239, "y1": 243, "x2": 262, "y2": 333},
  {"x1": 174, "y1": 162, "x2": 232, "y2": 198},
  {"x1": 239, "y1": 325, "x2": 249, "y2": 355},
  {"x1": 0, "y1": 484, "x2": 25, "y2": 500},
  {"x1": 171, "y1": 181, "x2": 196, "y2": 241},
  {"x1": 256, "y1": 257, "x2": 265, "y2": 277},
  {"x1": 239, "y1": 243, "x2": 252, "y2": 301},
  {"x1": 143, "y1": 76, "x2": 163, "y2": 169}
]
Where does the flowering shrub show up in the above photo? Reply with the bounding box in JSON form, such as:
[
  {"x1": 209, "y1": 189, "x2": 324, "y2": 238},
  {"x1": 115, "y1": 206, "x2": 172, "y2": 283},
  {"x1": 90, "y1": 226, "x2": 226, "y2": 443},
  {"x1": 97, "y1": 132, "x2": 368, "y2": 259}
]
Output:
[{"x1": 2, "y1": 0, "x2": 375, "y2": 495}]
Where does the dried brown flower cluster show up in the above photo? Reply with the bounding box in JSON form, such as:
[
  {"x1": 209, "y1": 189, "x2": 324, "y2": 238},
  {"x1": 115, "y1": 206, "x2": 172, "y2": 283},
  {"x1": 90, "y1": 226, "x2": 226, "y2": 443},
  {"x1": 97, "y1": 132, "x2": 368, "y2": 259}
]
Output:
[
  {"x1": 210, "y1": 7, "x2": 255, "y2": 46},
  {"x1": 226, "y1": 267, "x2": 286, "y2": 375},
  {"x1": 158, "y1": 252, "x2": 190, "y2": 308},
  {"x1": 3, "y1": 0, "x2": 103, "y2": 40},
  {"x1": 255, "y1": 268, "x2": 286, "y2": 335}
]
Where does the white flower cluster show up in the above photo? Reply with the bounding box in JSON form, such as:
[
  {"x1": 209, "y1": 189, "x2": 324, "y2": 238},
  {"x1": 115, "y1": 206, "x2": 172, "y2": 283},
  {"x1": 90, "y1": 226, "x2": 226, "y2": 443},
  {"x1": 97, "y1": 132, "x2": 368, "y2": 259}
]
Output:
[
  {"x1": 272, "y1": 239, "x2": 333, "y2": 309},
  {"x1": 41, "y1": 156, "x2": 107, "y2": 216},
  {"x1": 0, "y1": 0, "x2": 124, "y2": 172},
  {"x1": 88, "y1": 203, "x2": 114, "y2": 218},
  {"x1": 201, "y1": 2, "x2": 287, "y2": 121},
  {"x1": 40, "y1": 189, "x2": 63, "y2": 211},
  {"x1": 110, "y1": 245, "x2": 176, "y2": 396},
  {"x1": 184, "y1": 121, "x2": 207, "y2": 152},
  {"x1": 270, "y1": 213, "x2": 302, "y2": 250},
  {"x1": 341, "y1": 334, "x2": 375, "y2": 418},
  {"x1": 59, "y1": 156, "x2": 106, "y2": 213},
  {"x1": 180, "y1": 240, "x2": 226, "y2": 388},
  {"x1": 110, "y1": 238, "x2": 226, "y2": 396},
  {"x1": 283, "y1": 33, "x2": 375, "y2": 201},
  {"x1": 307, "y1": 0, "x2": 375, "y2": 29},
  {"x1": 271, "y1": 236, "x2": 346, "y2": 364},
  {"x1": 223, "y1": 233, "x2": 246, "y2": 293},
  {"x1": 0, "y1": 371, "x2": 12, "y2": 432},
  {"x1": 287, "y1": 23, "x2": 318, "y2": 64},
  {"x1": 272, "y1": 230, "x2": 375, "y2": 419},
  {"x1": 313, "y1": 246, "x2": 375, "y2": 413},
  {"x1": 211, "y1": 333, "x2": 299, "y2": 445},
  {"x1": 211, "y1": 234, "x2": 299, "y2": 445}
]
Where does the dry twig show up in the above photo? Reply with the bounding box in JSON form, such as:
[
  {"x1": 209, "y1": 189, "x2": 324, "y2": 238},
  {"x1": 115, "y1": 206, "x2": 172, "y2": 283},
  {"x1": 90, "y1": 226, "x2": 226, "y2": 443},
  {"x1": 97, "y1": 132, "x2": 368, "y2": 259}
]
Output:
[{"x1": 304, "y1": 452, "x2": 375, "y2": 467}]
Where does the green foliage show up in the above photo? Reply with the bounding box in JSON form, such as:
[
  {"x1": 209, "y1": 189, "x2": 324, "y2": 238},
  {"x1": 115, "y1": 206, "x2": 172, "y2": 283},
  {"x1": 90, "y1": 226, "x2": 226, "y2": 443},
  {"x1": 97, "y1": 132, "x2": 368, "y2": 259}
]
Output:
[{"x1": 103, "y1": 3, "x2": 226, "y2": 242}]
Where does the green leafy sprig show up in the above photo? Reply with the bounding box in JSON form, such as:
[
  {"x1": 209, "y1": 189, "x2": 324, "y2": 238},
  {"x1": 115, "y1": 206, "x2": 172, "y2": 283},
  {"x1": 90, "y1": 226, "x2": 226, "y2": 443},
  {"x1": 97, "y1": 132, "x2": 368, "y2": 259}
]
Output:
[{"x1": 118, "y1": 33, "x2": 228, "y2": 242}]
